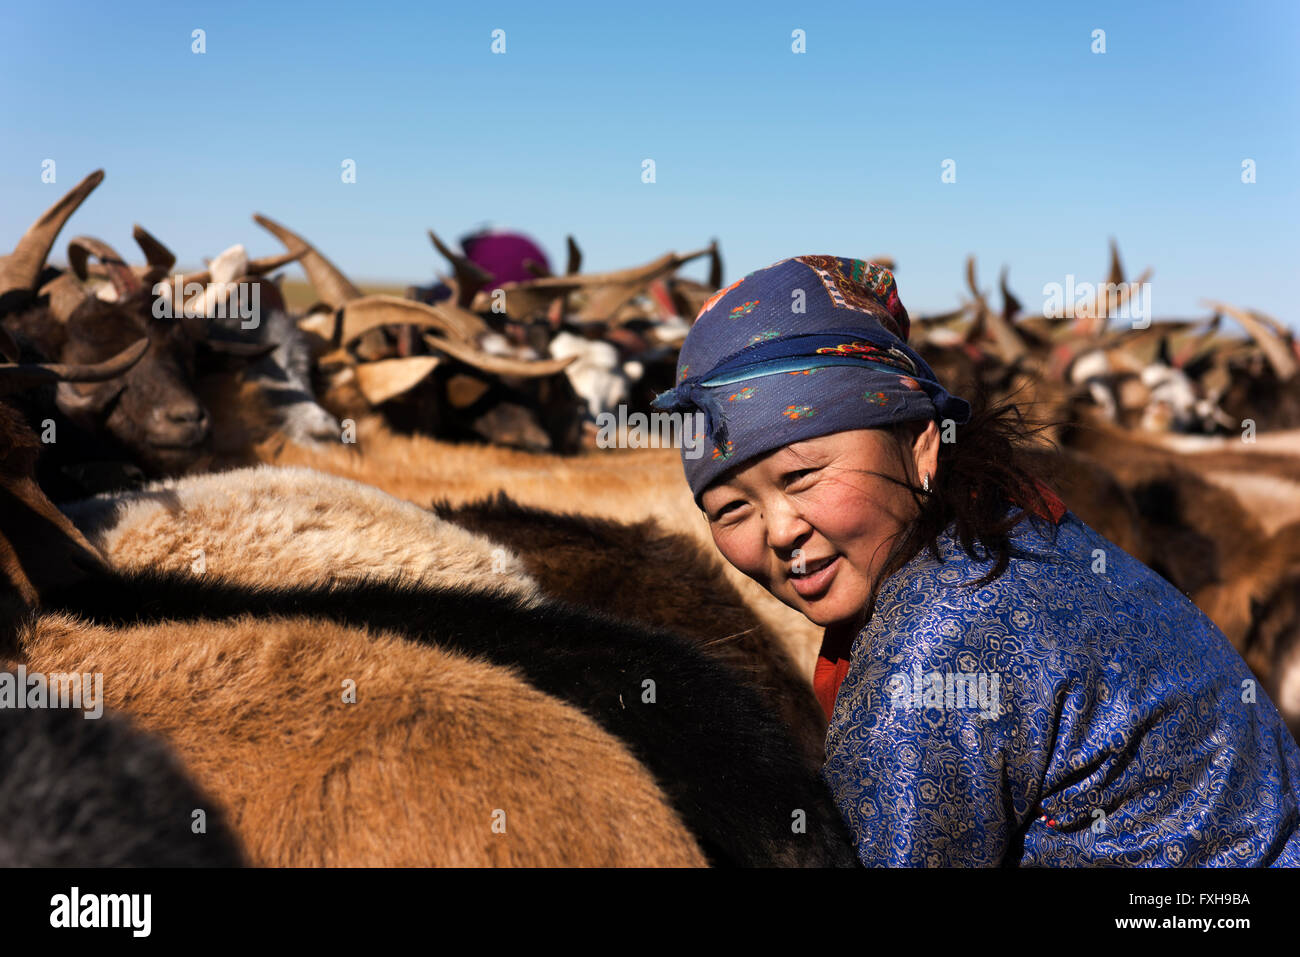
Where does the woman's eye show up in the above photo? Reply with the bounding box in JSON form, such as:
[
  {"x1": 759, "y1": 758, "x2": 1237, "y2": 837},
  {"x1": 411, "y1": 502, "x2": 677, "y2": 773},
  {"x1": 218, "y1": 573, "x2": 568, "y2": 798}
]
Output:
[
  {"x1": 784, "y1": 468, "x2": 819, "y2": 487},
  {"x1": 711, "y1": 501, "x2": 744, "y2": 521}
]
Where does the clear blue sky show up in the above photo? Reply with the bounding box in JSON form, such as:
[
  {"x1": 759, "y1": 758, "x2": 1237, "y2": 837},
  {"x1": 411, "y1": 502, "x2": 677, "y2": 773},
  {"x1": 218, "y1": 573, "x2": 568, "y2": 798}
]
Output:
[{"x1": 2, "y1": 0, "x2": 1296, "y2": 327}]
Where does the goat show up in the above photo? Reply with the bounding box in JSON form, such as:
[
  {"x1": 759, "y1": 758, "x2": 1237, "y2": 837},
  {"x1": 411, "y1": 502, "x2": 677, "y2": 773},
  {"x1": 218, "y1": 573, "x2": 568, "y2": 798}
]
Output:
[
  {"x1": 0, "y1": 171, "x2": 278, "y2": 484},
  {"x1": 168, "y1": 242, "x2": 342, "y2": 445},
  {"x1": 18, "y1": 615, "x2": 707, "y2": 867}
]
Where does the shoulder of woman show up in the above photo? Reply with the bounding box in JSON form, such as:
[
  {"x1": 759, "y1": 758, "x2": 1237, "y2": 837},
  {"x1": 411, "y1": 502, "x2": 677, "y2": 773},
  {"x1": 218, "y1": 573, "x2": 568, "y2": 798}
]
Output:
[{"x1": 857, "y1": 511, "x2": 1112, "y2": 668}]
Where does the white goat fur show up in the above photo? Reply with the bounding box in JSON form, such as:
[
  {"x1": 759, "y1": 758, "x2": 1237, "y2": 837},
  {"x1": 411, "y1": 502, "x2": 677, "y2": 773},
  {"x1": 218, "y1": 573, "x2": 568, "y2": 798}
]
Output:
[{"x1": 59, "y1": 465, "x2": 542, "y2": 601}]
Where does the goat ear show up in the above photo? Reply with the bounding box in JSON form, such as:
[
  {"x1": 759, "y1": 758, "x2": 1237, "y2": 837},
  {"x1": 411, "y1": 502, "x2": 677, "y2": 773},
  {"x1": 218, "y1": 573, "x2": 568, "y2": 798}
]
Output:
[{"x1": 55, "y1": 378, "x2": 126, "y2": 425}]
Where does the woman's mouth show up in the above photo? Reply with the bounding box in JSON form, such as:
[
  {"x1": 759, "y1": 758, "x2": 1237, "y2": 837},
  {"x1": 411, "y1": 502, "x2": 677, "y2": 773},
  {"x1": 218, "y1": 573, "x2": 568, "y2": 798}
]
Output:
[{"x1": 789, "y1": 554, "x2": 841, "y2": 599}]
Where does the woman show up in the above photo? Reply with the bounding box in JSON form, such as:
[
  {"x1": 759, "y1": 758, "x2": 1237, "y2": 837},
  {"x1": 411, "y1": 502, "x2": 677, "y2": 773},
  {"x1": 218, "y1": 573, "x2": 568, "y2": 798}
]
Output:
[{"x1": 651, "y1": 255, "x2": 1300, "y2": 866}]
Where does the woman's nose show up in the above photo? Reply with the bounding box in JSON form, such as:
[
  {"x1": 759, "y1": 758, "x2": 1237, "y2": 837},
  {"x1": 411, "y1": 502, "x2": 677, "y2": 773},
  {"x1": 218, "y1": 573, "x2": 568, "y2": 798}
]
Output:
[{"x1": 764, "y1": 501, "x2": 811, "y2": 552}]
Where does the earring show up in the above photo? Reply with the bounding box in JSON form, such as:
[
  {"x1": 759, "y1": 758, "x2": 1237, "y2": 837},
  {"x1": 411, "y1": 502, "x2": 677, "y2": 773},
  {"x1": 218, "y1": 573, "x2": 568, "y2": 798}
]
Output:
[{"x1": 922, "y1": 472, "x2": 932, "y2": 493}]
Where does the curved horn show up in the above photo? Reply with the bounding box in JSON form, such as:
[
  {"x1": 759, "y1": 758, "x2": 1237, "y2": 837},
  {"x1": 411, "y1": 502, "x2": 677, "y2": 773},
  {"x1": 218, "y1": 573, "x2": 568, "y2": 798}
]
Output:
[
  {"x1": 1107, "y1": 238, "x2": 1125, "y2": 288},
  {"x1": 354, "y1": 355, "x2": 442, "y2": 405},
  {"x1": 999, "y1": 266, "x2": 1022, "y2": 321},
  {"x1": 1203, "y1": 299, "x2": 1299, "y2": 381},
  {"x1": 131, "y1": 223, "x2": 176, "y2": 274},
  {"x1": 252, "y1": 213, "x2": 360, "y2": 309},
  {"x1": 962, "y1": 256, "x2": 988, "y2": 346},
  {"x1": 0, "y1": 169, "x2": 105, "y2": 300},
  {"x1": 245, "y1": 246, "x2": 307, "y2": 277},
  {"x1": 0, "y1": 338, "x2": 148, "y2": 394},
  {"x1": 429, "y1": 228, "x2": 493, "y2": 308},
  {"x1": 340, "y1": 295, "x2": 489, "y2": 347},
  {"x1": 978, "y1": 265, "x2": 1027, "y2": 362},
  {"x1": 420, "y1": 331, "x2": 576, "y2": 379},
  {"x1": 707, "y1": 240, "x2": 723, "y2": 290},
  {"x1": 67, "y1": 236, "x2": 140, "y2": 298},
  {"x1": 566, "y1": 235, "x2": 582, "y2": 275}
]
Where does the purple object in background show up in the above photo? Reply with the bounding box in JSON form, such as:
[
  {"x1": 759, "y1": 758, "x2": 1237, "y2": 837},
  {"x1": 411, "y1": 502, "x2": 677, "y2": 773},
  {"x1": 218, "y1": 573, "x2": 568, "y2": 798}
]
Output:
[{"x1": 460, "y1": 230, "x2": 551, "y2": 289}]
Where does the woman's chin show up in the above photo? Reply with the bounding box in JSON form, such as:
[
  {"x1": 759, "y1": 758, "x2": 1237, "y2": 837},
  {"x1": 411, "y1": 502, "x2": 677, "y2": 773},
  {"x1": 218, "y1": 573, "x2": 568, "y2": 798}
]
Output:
[{"x1": 783, "y1": 584, "x2": 865, "y2": 628}]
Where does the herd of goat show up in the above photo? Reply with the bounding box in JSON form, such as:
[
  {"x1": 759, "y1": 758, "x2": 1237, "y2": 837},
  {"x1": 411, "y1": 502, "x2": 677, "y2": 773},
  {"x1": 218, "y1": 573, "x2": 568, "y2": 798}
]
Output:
[{"x1": 0, "y1": 169, "x2": 1297, "y2": 867}]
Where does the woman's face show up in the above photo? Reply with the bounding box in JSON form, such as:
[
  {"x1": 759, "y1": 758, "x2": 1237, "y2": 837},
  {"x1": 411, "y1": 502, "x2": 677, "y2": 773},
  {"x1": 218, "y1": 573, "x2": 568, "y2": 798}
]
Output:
[{"x1": 700, "y1": 424, "x2": 939, "y2": 628}]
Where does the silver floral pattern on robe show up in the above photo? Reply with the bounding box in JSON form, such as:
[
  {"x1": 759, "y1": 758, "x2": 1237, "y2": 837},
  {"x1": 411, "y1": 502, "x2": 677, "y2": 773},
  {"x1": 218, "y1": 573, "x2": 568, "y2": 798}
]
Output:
[{"x1": 822, "y1": 507, "x2": 1300, "y2": 866}]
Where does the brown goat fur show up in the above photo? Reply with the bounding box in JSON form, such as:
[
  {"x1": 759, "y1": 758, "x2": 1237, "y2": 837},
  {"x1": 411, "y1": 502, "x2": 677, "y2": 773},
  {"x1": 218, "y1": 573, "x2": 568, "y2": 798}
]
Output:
[
  {"x1": 19, "y1": 613, "x2": 707, "y2": 867},
  {"x1": 1245, "y1": 570, "x2": 1300, "y2": 740},
  {"x1": 433, "y1": 492, "x2": 828, "y2": 767}
]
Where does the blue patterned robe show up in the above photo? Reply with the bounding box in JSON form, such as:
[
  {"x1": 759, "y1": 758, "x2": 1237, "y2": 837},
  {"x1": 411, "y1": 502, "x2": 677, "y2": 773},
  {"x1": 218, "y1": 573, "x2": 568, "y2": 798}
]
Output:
[{"x1": 822, "y1": 507, "x2": 1300, "y2": 866}]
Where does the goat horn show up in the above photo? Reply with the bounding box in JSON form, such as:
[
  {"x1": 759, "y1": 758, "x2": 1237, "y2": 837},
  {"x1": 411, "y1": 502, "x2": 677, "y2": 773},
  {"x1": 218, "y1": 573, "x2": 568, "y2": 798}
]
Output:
[
  {"x1": 340, "y1": 295, "x2": 488, "y2": 347},
  {"x1": 354, "y1": 355, "x2": 443, "y2": 405},
  {"x1": 252, "y1": 213, "x2": 360, "y2": 309},
  {"x1": 67, "y1": 236, "x2": 141, "y2": 299},
  {"x1": 999, "y1": 266, "x2": 1022, "y2": 321},
  {"x1": 1082, "y1": 265, "x2": 1152, "y2": 337},
  {"x1": 566, "y1": 236, "x2": 582, "y2": 275},
  {"x1": 428, "y1": 229, "x2": 493, "y2": 309},
  {"x1": 246, "y1": 246, "x2": 308, "y2": 277},
  {"x1": 707, "y1": 240, "x2": 723, "y2": 290},
  {"x1": 0, "y1": 338, "x2": 148, "y2": 393},
  {"x1": 981, "y1": 266, "x2": 1028, "y2": 363},
  {"x1": 965, "y1": 256, "x2": 981, "y2": 302},
  {"x1": 1202, "y1": 299, "x2": 1299, "y2": 381},
  {"x1": 0, "y1": 169, "x2": 105, "y2": 300},
  {"x1": 420, "y1": 331, "x2": 575, "y2": 379},
  {"x1": 915, "y1": 306, "x2": 970, "y2": 327},
  {"x1": 491, "y1": 246, "x2": 712, "y2": 322},
  {"x1": 131, "y1": 224, "x2": 176, "y2": 273},
  {"x1": 573, "y1": 248, "x2": 716, "y2": 322},
  {"x1": 1107, "y1": 238, "x2": 1125, "y2": 288}
]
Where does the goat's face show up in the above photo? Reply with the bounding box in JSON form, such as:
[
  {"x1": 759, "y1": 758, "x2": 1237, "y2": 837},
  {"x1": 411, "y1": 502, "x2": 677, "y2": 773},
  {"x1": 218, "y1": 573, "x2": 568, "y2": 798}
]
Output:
[{"x1": 56, "y1": 296, "x2": 209, "y2": 474}]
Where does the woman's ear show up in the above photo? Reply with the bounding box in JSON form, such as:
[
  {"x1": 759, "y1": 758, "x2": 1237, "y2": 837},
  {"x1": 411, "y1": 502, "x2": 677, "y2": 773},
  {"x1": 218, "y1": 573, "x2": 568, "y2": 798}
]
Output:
[{"x1": 910, "y1": 419, "x2": 941, "y2": 486}]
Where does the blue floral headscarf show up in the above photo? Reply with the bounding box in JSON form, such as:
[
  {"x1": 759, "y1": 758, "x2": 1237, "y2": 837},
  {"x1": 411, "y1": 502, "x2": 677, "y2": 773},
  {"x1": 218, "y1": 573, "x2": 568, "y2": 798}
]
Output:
[{"x1": 651, "y1": 255, "x2": 972, "y2": 503}]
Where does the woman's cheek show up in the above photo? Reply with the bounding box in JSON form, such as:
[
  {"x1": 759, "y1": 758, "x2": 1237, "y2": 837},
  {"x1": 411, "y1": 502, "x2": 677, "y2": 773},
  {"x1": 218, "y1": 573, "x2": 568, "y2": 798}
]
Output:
[{"x1": 711, "y1": 522, "x2": 762, "y2": 576}]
